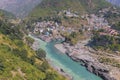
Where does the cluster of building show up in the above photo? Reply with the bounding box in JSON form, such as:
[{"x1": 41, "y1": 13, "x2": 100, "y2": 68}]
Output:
[
  {"x1": 86, "y1": 14, "x2": 109, "y2": 30},
  {"x1": 99, "y1": 7, "x2": 120, "y2": 15},
  {"x1": 33, "y1": 21, "x2": 59, "y2": 35},
  {"x1": 64, "y1": 10, "x2": 79, "y2": 18},
  {"x1": 33, "y1": 20, "x2": 77, "y2": 37},
  {"x1": 81, "y1": 13, "x2": 119, "y2": 36},
  {"x1": 100, "y1": 27, "x2": 119, "y2": 36},
  {"x1": 32, "y1": 8, "x2": 120, "y2": 42},
  {"x1": 58, "y1": 9, "x2": 79, "y2": 18},
  {"x1": 33, "y1": 21, "x2": 72, "y2": 42},
  {"x1": 33, "y1": 21, "x2": 59, "y2": 42}
]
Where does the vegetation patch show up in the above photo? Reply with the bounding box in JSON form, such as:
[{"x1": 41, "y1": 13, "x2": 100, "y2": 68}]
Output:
[
  {"x1": 99, "y1": 57, "x2": 120, "y2": 68},
  {"x1": 90, "y1": 31, "x2": 120, "y2": 53}
]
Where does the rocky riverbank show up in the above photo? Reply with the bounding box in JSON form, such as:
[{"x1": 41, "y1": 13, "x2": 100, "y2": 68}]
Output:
[
  {"x1": 54, "y1": 39, "x2": 119, "y2": 80},
  {"x1": 31, "y1": 34, "x2": 119, "y2": 80},
  {"x1": 54, "y1": 44, "x2": 67, "y2": 54},
  {"x1": 68, "y1": 55, "x2": 115, "y2": 80}
]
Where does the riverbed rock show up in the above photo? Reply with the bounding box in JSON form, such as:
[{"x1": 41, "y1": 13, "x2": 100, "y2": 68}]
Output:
[{"x1": 67, "y1": 53, "x2": 115, "y2": 80}]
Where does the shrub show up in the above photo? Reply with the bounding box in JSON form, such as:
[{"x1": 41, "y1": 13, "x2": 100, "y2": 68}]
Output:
[{"x1": 36, "y1": 49, "x2": 46, "y2": 59}]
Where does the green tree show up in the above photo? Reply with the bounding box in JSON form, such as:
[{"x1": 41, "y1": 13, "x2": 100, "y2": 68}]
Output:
[
  {"x1": 44, "y1": 72, "x2": 57, "y2": 80},
  {"x1": 25, "y1": 37, "x2": 34, "y2": 46},
  {"x1": 36, "y1": 48, "x2": 46, "y2": 59},
  {"x1": 38, "y1": 61, "x2": 49, "y2": 72},
  {"x1": 0, "y1": 62, "x2": 4, "y2": 71}
]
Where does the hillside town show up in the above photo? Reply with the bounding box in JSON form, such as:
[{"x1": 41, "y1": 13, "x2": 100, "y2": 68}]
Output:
[
  {"x1": 33, "y1": 8, "x2": 120, "y2": 42},
  {"x1": 31, "y1": 8, "x2": 120, "y2": 80},
  {"x1": 1, "y1": 0, "x2": 120, "y2": 80}
]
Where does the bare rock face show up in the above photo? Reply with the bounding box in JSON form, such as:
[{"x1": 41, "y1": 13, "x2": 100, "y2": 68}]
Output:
[
  {"x1": 70, "y1": 55, "x2": 116, "y2": 80},
  {"x1": 85, "y1": 62, "x2": 115, "y2": 80},
  {"x1": 0, "y1": 0, "x2": 42, "y2": 18}
]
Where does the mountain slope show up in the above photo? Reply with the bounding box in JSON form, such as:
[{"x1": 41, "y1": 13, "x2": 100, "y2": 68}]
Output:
[
  {"x1": 29, "y1": 0, "x2": 111, "y2": 18},
  {"x1": 0, "y1": 13, "x2": 66, "y2": 80},
  {"x1": 0, "y1": 9, "x2": 15, "y2": 19},
  {"x1": 0, "y1": 0, "x2": 42, "y2": 18}
]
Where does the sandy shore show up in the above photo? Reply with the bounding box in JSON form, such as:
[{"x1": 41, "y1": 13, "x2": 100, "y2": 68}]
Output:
[{"x1": 54, "y1": 44, "x2": 66, "y2": 54}]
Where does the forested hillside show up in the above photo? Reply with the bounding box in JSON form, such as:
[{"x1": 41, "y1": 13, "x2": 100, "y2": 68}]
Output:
[
  {"x1": 29, "y1": 0, "x2": 111, "y2": 18},
  {"x1": 0, "y1": 11, "x2": 66, "y2": 80}
]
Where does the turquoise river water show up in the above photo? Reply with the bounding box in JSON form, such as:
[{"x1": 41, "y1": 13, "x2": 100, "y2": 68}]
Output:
[{"x1": 30, "y1": 35, "x2": 102, "y2": 80}]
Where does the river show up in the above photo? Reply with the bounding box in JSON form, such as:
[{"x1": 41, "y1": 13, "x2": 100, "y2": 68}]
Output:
[{"x1": 30, "y1": 35, "x2": 102, "y2": 80}]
